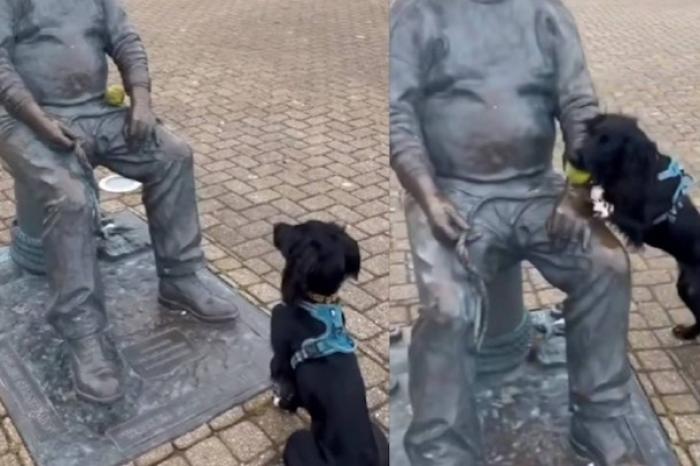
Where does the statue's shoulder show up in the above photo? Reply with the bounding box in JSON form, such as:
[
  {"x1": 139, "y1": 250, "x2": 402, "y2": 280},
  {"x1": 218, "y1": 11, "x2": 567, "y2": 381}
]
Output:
[
  {"x1": 392, "y1": 0, "x2": 424, "y2": 21},
  {"x1": 534, "y1": 0, "x2": 577, "y2": 24},
  {"x1": 391, "y1": 0, "x2": 442, "y2": 32},
  {"x1": 5, "y1": 0, "x2": 31, "y2": 19},
  {"x1": 2, "y1": 0, "x2": 18, "y2": 13},
  {"x1": 531, "y1": 0, "x2": 582, "y2": 42}
]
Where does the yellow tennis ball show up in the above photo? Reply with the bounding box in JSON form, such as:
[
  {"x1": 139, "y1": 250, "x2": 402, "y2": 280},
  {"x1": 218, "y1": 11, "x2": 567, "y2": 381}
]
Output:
[
  {"x1": 566, "y1": 165, "x2": 592, "y2": 186},
  {"x1": 105, "y1": 85, "x2": 126, "y2": 107}
]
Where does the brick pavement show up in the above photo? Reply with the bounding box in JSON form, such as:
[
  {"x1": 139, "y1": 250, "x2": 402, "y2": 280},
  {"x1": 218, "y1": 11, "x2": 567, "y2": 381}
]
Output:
[
  {"x1": 390, "y1": 0, "x2": 700, "y2": 464},
  {"x1": 0, "y1": 0, "x2": 388, "y2": 464}
]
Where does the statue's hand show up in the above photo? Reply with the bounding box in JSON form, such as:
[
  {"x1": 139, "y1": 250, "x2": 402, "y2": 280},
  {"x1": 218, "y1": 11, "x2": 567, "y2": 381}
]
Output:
[
  {"x1": 546, "y1": 186, "x2": 593, "y2": 251},
  {"x1": 423, "y1": 194, "x2": 470, "y2": 245},
  {"x1": 37, "y1": 118, "x2": 77, "y2": 152},
  {"x1": 128, "y1": 101, "x2": 157, "y2": 149}
]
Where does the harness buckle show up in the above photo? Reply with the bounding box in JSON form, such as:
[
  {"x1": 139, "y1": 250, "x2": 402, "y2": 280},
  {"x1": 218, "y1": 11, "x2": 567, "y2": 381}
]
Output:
[{"x1": 304, "y1": 341, "x2": 325, "y2": 358}]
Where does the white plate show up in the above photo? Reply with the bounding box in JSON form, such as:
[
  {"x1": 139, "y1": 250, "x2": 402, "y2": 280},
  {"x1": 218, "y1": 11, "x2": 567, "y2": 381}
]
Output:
[{"x1": 99, "y1": 174, "x2": 142, "y2": 193}]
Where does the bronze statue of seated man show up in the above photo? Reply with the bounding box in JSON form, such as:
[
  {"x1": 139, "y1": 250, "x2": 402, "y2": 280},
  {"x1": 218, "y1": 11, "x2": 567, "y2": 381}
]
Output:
[
  {"x1": 0, "y1": 0, "x2": 238, "y2": 403},
  {"x1": 391, "y1": 0, "x2": 636, "y2": 464}
]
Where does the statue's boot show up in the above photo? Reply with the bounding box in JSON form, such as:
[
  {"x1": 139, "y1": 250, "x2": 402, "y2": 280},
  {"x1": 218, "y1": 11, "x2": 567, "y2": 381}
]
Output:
[
  {"x1": 68, "y1": 333, "x2": 125, "y2": 404},
  {"x1": 570, "y1": 414, "x2": 644, "y2": 466},
  {"x1": 159, "y1": 269, "x2": 239, "y2": 323}
]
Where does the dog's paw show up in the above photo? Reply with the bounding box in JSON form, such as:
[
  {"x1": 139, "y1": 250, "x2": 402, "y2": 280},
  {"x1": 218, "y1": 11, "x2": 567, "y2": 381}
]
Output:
[
  {"x1": 273, "y1": 395, "x2": 282, "y2": 408},
  {"x1": 626, "y1": 241, "x2": 645, "y2": 253},
  {"x1": 673, "y1": 324, "x2": 700, "y2": 341}
]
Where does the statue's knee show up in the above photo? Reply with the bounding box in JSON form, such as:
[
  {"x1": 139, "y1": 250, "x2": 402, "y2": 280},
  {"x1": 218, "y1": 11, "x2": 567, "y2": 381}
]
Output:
[
  {"x1": 46, "y1": 183, "x2": 91, "y2": 218},
  {"x1": 593, "y1": 242, "x2": 630, "y2": 281},
  {"x1": 422, "y1": 299, "x2": 471, "y2": 332},
  {"x1": 177, "y1": 141, "x2": 194, "y2": 165},
  {"x1": 164, "y1": 135, "x2": 194, "y2": 166}
]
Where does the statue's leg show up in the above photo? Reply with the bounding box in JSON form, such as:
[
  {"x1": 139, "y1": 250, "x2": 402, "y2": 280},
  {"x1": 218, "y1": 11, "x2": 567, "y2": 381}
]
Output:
[
  {"x1": 0, "y1": 123, "x2": 123, "y2": 403},
  {"x1": 93, "y1": 111, "x2": 238, "y2": 322},
  {"x1": 403, "y1": 192, "x2": 514, "y2": 466},
  {"x1": 91, "y1": 111, "x2": 203, "y2": 275},
  {"x1": 518, "y1": 195, "x2": 637, "y2": 464}
]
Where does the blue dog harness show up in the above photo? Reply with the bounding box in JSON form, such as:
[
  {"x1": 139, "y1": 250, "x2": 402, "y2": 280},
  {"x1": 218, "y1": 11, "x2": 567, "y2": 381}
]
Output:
[
  {"x1": 290, "y1": 301, "x2": 357, "y2": 370},
  {"x1": 652, "y1": 159, "x2": 694, "y2": 225}
]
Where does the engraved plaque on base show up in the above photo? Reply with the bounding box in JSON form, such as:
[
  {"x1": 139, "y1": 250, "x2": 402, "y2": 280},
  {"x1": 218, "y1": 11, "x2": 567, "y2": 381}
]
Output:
[{"x1": 0, "y1": 211, "x2": 272, "y2": 466}]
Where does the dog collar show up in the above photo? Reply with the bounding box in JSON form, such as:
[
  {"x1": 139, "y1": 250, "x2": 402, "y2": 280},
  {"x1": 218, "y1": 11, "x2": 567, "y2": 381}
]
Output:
[
  {"x1": 290, "y1": 301, "x2": 357, "y2": 370},
  {"x1": 306, "y1": 292, "x2": 341, "y2": 304}
]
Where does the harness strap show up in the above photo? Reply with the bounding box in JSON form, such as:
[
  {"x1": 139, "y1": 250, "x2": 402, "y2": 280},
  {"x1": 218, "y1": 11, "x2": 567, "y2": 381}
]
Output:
[
  {"x1": 657, "y1": 159, "x2": 684, "y2": 181},
  {"x1": 290, "y1": 302, "x2": 357, "y2": 370},
  {"x1": 652, "y1": 159, "x2": 694, "y2": 225},
  {"x1": 290, "y1": 340, "x2": 325, "y2": 369}
]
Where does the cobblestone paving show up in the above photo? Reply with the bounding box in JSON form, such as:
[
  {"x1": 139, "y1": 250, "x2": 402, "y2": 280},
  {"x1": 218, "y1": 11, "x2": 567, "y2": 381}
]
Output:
[
  {"x1": 0, "y1": 0, "x2": 388, "y2": 464},
  {"x1": 389, "y1": 0, "x2": 700, "y2": 464}
]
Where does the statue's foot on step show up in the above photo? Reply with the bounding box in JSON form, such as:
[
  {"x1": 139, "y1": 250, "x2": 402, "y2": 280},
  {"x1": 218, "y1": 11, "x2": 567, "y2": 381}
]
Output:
[
  {"x1": 68, "y1": 333, "x2": 125, "y2": 404},
  {"x1": 159, "y1": 269, "x2": 239, "y2": 323},
  {"x1": 570, "y1": 414, "x2": 643, "y2": 466}
]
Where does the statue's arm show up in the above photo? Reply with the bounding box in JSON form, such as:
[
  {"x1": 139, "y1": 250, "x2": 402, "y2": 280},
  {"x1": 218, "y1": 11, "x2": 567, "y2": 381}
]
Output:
[
  {"x1": 390, "y1": 0, "x2": 441, "y2": 209},
  {"x1": 544, "y1": 0, "x2": 599, "y2": 168},
  {"x1": 0, "y1": 3, "x2": 30, "y2": 116},
  {"x1": 0, "y1": 2, "x2": 56, "y2": 134},
  {"x1": 102, "y1": 0, "x2": 151, "y2": 101}
]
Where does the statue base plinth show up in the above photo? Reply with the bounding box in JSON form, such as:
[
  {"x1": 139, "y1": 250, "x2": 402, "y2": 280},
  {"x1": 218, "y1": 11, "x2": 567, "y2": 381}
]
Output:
[
  {"x1": 0, "y1": 211, "x2": 271, "y2": 466},
  {"x1": 389, "y1": 312, "x2": 678, "y2": 466}
]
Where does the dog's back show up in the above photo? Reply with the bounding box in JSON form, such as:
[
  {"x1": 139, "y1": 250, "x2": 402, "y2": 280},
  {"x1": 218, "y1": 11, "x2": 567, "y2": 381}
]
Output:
[
  {"x1": 296, "y1": 348, "x2": 380, "y2": 462},
  {"x1": 272, "y1": 301, "x2": 384, "y2": 465},
  {"x1": 272, "y1": 221, "x2": 388, "y2": 466}
]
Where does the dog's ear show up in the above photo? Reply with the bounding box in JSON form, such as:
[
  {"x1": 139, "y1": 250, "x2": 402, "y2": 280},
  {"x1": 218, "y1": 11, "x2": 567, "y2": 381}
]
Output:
[
  {"x1": 622, "y1": 131, "x2": 656, "y2": 178},
  {"x1": 585, "y1": 114, "x2": 605, "y2": 132},
  {"x1": 342, "y1": 234, "x2": 361, "y2": 279},
  {"x1": 273, "y1": 223, "x2": 296, "y2": 257},
  {"x1": 281, "y1": 246, "x2": 318, "y2": 305}
]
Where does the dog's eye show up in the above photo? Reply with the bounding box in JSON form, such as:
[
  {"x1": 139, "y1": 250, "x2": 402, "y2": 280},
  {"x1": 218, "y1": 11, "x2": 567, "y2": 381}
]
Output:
[{"x1": 598, "y1": 135, "x2": 610, "y2": 144}]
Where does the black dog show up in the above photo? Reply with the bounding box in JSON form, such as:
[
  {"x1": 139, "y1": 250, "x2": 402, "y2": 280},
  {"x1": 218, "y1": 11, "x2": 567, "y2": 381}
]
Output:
[
  {"x1": 578, "y1": 113, "x2": 700, "y2": 340},
  {"x1": 270, "y1": 220, "x2": 389, "y2": 466}
]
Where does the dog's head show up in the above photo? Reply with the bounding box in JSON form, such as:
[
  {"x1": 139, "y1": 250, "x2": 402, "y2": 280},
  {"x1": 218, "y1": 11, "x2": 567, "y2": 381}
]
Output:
[
  {"x1": 578, "y1": 113, "x2": 658, "y2": 188},
  {"x1": 273, "y1": 220, "x2": 360, "y2": 305}
]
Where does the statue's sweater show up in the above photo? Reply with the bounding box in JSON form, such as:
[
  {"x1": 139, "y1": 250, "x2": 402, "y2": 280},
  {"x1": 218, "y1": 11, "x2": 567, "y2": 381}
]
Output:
[
  {"x1": 390, "y1": 0, "x2": 598, "y2": 184},
  {"x1": 0, "y1": 0, "x2": 149, "y2": 116}
]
